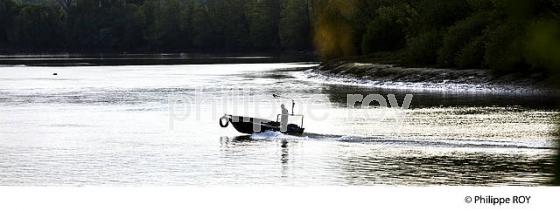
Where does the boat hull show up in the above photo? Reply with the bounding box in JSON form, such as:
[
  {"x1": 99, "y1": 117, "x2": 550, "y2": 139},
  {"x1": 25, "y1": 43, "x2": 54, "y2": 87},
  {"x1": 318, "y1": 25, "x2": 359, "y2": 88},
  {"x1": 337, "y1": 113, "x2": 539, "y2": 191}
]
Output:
[{"x1": 225, "y1": 115, "x2": 304, "y2": 135}]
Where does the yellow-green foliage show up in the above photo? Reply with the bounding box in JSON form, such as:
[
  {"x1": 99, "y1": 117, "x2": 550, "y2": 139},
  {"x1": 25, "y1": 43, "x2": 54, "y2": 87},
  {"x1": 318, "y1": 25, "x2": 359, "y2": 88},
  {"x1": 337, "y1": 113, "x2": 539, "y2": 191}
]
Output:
[
  {"x1": 312, "y1": 0, "x2": 560, "y2": 75},
  {"x1": 312, "y1": 0, "x2": 359, "y2": 59},
  {"x1": 525, "y1": 20, "x2": 560, "y2": 78}
]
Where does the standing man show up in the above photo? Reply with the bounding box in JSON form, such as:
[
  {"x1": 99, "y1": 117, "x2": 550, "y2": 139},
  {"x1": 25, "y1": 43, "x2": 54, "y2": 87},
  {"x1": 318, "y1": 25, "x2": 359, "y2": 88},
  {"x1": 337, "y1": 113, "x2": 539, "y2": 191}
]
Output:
[{"x1": 280, "y1": 104, "x2": 289, "y2": 132}]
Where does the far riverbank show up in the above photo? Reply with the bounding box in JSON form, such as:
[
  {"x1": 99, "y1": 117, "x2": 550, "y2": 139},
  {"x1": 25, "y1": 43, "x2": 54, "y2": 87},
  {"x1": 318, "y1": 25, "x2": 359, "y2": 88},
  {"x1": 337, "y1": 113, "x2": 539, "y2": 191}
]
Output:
[{"x1": 312, "y1": 61, "x2": 557, "y2": 93}]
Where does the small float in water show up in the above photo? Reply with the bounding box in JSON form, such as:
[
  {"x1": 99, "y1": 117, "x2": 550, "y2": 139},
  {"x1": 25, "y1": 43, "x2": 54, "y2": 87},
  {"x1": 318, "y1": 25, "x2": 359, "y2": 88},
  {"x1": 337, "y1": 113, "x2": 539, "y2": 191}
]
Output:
[{"x1": 219, "y1": 94, "x2": 305, "y2": 135}]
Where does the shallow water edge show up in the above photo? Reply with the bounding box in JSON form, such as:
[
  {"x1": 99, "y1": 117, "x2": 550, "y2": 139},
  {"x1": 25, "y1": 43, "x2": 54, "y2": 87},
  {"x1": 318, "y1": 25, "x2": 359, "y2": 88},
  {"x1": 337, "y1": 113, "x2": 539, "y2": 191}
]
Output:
[{"x1": 314, "y1": 61, "x2": 557, "y2": 95}]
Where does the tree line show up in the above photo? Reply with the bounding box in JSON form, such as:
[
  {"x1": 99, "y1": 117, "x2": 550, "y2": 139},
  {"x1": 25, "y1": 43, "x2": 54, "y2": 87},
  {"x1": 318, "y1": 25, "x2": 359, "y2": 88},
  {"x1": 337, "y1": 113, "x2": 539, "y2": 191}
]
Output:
[
  {"x1": 1, "y1": 0, "x2": 559, "y2": 75},
  {"x1": 313, "y1": 0, "x2": 560, "y2": 74},
  {"x1": 0, "y1": 0, "x2": 312, "y2": 52}
]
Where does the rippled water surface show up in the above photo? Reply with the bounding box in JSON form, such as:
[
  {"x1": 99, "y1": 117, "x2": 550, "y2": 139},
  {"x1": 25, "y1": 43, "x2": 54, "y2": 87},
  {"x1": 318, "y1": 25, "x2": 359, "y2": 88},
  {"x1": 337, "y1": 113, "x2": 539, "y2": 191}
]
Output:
[{"x1": 0, "y1": 62, "x2": 557, "y2": 185}]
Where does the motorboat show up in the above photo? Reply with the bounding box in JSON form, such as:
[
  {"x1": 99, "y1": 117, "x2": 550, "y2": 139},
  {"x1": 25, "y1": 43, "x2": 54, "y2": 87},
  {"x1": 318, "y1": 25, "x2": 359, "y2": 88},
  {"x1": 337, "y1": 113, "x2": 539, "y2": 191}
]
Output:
[
  {"x1": 219, "y1": 114, "x2": 304, "y2": 135},
  {"x1": 219, "y1": 94, "x2": 305, "y2": 135}
]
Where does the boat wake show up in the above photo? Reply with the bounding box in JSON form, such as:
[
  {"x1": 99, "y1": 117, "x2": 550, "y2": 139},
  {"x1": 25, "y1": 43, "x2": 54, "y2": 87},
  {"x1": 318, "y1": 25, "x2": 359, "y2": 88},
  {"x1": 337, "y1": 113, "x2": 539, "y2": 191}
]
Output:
[
  {"x1": 333, "y1": 135, "x2": 555, "y2": 150},
  {"x1": 245, "y1": 131, "x2": 555, "y2": 151},
  {"x1": 250, "y1": 131, "x2": 310, "y2": 141}
]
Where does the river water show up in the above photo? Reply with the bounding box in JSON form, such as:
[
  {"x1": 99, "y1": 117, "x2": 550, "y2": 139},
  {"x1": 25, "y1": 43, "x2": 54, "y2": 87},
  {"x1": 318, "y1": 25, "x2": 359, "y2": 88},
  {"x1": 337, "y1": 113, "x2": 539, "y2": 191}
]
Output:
[{"x1": 0, "y1": 61, "x2": 557, "y2": 186}]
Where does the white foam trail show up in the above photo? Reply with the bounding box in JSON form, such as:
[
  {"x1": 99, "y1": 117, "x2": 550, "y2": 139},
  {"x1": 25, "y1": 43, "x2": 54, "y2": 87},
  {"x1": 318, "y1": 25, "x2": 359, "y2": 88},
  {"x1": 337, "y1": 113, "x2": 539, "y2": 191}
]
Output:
[
  {"x1": 250, "y1": 131, "x2": 311, "y2": 141},
  {"x1": 334, "y1": 134, "x2": 555, "y2": 150}
]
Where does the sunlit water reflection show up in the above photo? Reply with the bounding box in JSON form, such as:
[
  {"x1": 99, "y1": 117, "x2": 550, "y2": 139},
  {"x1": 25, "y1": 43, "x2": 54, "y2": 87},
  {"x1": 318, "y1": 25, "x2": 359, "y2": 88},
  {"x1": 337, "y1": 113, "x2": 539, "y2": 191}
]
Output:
[{"x1": 0, "y1": 63, "x2": 556, "y2": 186}]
